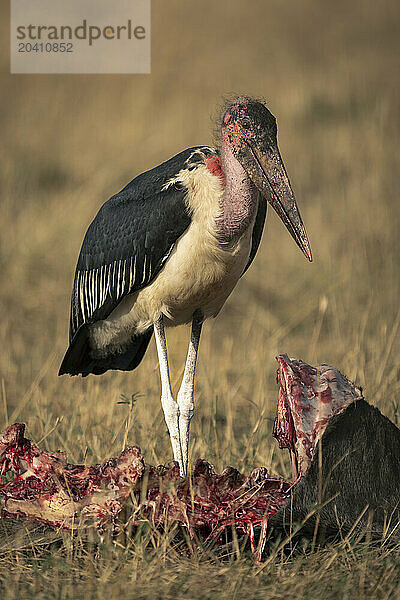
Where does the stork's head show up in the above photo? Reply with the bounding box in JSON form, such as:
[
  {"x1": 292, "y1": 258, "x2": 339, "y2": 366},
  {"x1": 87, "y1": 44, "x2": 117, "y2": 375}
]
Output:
[{"x1": 221, "y1": 97, "x2": 312, "y2": 262}]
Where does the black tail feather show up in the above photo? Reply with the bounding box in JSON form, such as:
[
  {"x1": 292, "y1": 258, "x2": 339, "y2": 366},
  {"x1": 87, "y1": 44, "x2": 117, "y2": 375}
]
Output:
[{"x1": 59, "y1": 326, "x2": 153, "y2": 377}]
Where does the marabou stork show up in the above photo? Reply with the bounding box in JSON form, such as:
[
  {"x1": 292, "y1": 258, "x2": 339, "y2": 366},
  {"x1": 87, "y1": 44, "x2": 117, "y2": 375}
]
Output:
[{"x1": 59, "y1": 97, "x2": 312, "y2": 477}]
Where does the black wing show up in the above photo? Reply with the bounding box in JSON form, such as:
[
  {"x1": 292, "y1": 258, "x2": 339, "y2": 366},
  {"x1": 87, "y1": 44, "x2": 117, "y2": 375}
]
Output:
[
  {"x1": 241, "y1": 193, "x2": 267, "y2": 276},
  {"x1": 68, "y1": 147, "x2": 205, "y2": 342}
]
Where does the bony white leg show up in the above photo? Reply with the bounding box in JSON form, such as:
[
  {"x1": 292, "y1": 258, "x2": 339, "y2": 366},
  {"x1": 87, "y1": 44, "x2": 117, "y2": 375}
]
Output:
[
  {"x1": 153, "y1": 316, "x2": 183, "y2": 471},
  {"x1": 177, "y1": 311, "x2": 203, "y2": 477}
]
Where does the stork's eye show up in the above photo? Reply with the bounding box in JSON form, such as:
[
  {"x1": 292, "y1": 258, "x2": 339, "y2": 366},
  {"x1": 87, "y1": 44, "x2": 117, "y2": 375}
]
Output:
[{"x1": 241, "y1": 118, "x2": 252, "y2": 129}]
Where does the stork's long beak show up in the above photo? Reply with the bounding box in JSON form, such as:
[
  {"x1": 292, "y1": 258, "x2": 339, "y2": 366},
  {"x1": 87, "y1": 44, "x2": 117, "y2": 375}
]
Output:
[{"x1": 244, "y1": 143, "x2": 312, "y2": 262}]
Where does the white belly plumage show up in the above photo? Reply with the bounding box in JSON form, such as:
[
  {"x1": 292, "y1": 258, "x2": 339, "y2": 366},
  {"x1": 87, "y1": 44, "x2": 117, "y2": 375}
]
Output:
[{"x1": 88, "y1": 161, "x2": 257, "y2": 356}]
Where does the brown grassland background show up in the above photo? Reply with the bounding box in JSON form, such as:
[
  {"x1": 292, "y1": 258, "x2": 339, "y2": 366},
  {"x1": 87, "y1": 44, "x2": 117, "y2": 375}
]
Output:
[{"x1": 1, "y1": 0, "x2": 400, "y2": 597}]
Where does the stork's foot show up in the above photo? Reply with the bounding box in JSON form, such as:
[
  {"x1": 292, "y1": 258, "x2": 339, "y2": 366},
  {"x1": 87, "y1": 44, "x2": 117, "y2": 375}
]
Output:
[
  {"x1": 177, "y1": 389, "x2": 194, "y2": 478},
  {"x1": 154, "y1": 312, "x2": 202, "y2": 479},
  {"x1": 154, "y1": 316, "x2": 185, "y2": 475},
  {"x1": 161, "y1": 391, "x2": 184, "y2": 473},
  {"x1": 176, "y1": 311, "x2": 203, "y2": 478}
]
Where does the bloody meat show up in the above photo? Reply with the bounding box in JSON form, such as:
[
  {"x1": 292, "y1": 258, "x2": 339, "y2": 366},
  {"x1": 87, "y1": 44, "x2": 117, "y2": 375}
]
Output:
[
  {"x1": 271, "y1": 355, "x2": 400, "y2": 541},
  {"x1": 1, "y1": 355, "x2": 399, "y2": 547}
]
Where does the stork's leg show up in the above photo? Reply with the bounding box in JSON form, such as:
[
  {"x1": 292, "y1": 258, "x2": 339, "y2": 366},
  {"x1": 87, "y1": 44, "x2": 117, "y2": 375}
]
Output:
[
  {"x1": 177, "y1": 310, "x2": 203, "y2": 477},
  {"x1": 153, "y1": 316, "x2": 183, "y2": 471}
]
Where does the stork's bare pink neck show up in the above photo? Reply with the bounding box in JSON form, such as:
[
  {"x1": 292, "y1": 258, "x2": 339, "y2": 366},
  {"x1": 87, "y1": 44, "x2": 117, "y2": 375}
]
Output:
[{"x1": 215, "y1": 142, "x2": 259, "y2": 242}]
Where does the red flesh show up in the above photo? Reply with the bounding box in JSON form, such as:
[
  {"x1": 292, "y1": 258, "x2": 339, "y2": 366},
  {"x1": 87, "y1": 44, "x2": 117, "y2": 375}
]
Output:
[
  {"x1": 0, "y1": 424, "x2": 144, "y2": 529},
  {"x1": 273, "y1": 354, "x2": 363, "y2": 478},
  {"x1": 0, "y1": 356, "x2": 361, "y2": 540},
  {"x1": 0, "y1": 424, "x2": 288, "y2": 537}
]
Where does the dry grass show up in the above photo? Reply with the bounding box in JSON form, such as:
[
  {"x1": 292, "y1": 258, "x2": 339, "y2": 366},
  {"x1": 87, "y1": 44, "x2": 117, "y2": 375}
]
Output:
[{"x1": 1, "y1": 0, "x2": 400, "y2": 597}]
